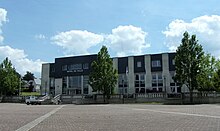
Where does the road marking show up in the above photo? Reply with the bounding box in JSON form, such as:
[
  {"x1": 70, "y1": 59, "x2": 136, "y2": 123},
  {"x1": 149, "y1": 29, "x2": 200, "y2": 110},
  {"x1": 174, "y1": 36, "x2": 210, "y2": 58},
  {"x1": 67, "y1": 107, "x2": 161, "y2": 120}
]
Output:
[
  {"x1": 88, "y1": 105, "x2": 110, "y2": 107},
  {"x1": 133, "y1": 108, "x2": 220, "y2": 119},
  {"x1": 16, "y1": 105, "x2": 65, "y2": 131}
]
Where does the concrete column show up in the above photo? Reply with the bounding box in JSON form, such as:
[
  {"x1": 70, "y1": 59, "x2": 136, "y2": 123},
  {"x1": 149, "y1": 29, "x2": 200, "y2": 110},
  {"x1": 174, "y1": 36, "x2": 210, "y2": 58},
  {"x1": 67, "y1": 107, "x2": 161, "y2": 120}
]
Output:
[
  {"x1": 128, "y1": 56, "x2": 134, "y2": 94},
  {"x1": 145, "y1": 55, "x2": 152, "y2": 90},
  {"x1": 55, "y1": 78, "x2": 62, "y2": 95},
  {"x1": 66, "y1": 76, "x2": 69, "y2": 95},
  {"x1": 81, "y1": 75, "x2": 84, "y2": 94},
  {"x1": 162, "y1": 53, "x2": 170, "y2": 93},
  {"x1": 41, "y1": 64, "x2": 50, "y2": 95},
  {"x1": 113, "y1": 58, "x2": 118, "y2": 94}
]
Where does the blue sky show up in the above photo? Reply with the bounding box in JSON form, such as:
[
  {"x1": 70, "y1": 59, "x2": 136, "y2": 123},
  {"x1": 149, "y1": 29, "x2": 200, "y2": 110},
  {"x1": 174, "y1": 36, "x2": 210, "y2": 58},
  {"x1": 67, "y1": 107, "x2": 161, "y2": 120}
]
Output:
[{"x1": 0, "y1": 0, "x2": 220, "y2": 78}]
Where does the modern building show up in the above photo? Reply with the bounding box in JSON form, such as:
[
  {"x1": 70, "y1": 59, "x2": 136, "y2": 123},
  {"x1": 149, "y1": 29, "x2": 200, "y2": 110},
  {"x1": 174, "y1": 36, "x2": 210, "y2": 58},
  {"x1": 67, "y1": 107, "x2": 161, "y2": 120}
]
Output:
[{"x1": 41, "y1": 53, "x2": 181, "y2": 96}]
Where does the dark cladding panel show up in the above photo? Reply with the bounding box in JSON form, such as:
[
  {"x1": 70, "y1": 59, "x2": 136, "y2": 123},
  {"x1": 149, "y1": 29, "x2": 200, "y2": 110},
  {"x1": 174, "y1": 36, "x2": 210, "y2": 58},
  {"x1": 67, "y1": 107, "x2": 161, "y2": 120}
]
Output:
[
  {"x1": 134, "y1": 55, "x2": 145, "y2": 73},
  {"x1": 54, "y1": 54, "x2": 97, "y2": 78},
  {"x1": 169, "y1": 53, "x2": 176, "y2": 71},
  {"x1": 49, "y1": 63, "x2": 55, "y2": 77},
  {"x1": 151, "y1": 54, "x2": 162, "y2": 72},
  {"x1": 118, "y1": 57, "x2": 128, "y2": 73}
]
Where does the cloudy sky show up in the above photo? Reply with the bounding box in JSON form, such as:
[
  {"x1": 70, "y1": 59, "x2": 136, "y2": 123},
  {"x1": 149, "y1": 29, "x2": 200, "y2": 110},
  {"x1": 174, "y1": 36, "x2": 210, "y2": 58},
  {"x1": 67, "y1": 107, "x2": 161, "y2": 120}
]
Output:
[{"x1": 0, "y1": 0, "x2": 220, "y2": 78}]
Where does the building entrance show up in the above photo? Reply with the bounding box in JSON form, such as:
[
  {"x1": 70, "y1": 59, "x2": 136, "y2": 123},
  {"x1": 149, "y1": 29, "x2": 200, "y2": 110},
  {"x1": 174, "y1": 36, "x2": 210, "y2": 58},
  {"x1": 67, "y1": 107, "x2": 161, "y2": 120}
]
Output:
[{"x1": 68, "y1": 89, "x2": 81, "y2": 95}]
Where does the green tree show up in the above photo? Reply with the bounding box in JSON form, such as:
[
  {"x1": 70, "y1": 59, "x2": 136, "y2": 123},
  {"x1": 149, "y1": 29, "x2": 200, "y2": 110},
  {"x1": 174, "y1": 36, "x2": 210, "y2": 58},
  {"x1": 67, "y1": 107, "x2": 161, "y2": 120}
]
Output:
[
  {"x1": 174, "y1": 32, "x2": 204, "y2": 103},
  {"x1": 23, "y1": 71, "x2": 35, "y2": 81},
  {"x1": 23, "y1": 71, "x2": 35, "y2": 92},
  {"x1": 197, "y1": 54, "x2": 220, "y2": 91},
  {"x1": 0, "y1": 57, "x2": 20, "y2": 96},
  {"x1": 89, "y1": 46, "x2": 118, "y2": 102},
  {"x1": 213, "y1": 68, "x2": 220, "y2": 91}
]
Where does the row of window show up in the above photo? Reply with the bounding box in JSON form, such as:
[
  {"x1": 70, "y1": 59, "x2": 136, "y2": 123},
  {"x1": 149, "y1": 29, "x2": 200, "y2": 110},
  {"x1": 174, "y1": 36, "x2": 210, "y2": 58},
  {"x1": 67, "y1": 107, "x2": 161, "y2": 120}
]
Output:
[
  {"x1": 49, "y1": 76, "x2": 179, "y2": 95},
  {"x1": 55, "y1": 59, "x2": 175, "y2": 73},
  {"x1": 118, "y1": 73, "x2": 174, "y2": 93},
  {"x1": 62, "y1": 63, "x2": 89, "y2": 71},
  {"x1": 118, "y1": 73, "x2": 164, "y2": 88},
  {"x1": 151, "y1": 60, "x2": 161, "y2": 67},
  {"x1": 50, "y1": 70, "x2": 178, "y2": 95},
  {"x1": 136, "y1": 60, "x2": 162, "y2": 68},
  {"x1": 59, "y1": 59, "x2": 173, "y2": 72},
  {"x1": 136, "y1": 59, "x2": 175, "y2": 68}
]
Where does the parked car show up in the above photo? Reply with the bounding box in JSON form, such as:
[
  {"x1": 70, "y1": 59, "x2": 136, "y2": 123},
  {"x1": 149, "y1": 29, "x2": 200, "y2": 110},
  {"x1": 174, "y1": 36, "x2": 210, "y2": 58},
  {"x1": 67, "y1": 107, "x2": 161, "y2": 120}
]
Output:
[{"x1": 25, "y1": 96, "x2": 43, "y2": 105}]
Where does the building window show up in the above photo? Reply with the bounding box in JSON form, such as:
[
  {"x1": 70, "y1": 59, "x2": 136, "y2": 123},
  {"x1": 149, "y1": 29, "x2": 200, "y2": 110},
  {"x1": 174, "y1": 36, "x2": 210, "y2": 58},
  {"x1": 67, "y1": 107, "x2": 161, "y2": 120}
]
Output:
[
  {"x1": 135, "y1": 74, "x2": 145, "y2": 94},
  {"x1": 68, "y1": 76, "x2": 81, "y2": 89},
  {"x1": 170, "y1": 83, "x2": 181, "y2": 93},
  {"x1": 169, "y1": 71, "x2": 180, "y2": 93},
  {"x1": 62, "y1": 65, "x2": 67, "y2": 71},
  {"x1": 67, "y1": 76, "x2": 82, "y2": 95},
  {"x1": 83, "y1": 75, "x2": 89, "y2": 94},
  {"x1": 172, "y1": 59, "x2": 175, "y2": 65},
  {"x1": 152, "y1": 74, "x2": 157, "y2": 87},
  {"x1": 137, "y1": 61, "x2": 142, "y2": 68},
  {"x1": 151, "y1": 73, "x2": 163, "y2": 92},
  {"x1": 68, "y1": 64, "x2": 82, "y2": 71},
  {"x1": 118, "y1": 74, "x2": 128, "y2": 94},
  {"x1": 83, "y1": 63, "x2": 89, "y2": 69},
  {"x1": 50, "y1": 78, "x2": 55, "y2": 87},
  {"x1": 62, "y1": 77, "x2": 67, "y2": 94},
  {"x1": 152, "y1": 60, "x2": 161, "y2": 67}
]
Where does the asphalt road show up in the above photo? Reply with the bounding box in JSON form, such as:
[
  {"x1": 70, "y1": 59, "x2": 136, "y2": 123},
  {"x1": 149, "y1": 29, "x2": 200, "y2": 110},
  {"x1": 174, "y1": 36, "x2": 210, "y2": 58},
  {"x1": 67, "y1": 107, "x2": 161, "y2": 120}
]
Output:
[{"x1": 1, "y1": 103, "x2": 220, "y2": 131}]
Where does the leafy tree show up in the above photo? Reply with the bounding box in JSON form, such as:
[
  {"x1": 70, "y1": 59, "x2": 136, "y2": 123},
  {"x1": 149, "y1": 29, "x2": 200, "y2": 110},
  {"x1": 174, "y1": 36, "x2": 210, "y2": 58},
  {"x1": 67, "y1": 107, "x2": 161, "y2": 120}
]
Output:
[
  {"x1": 23, "y1": 71, "x2": 35, "y2": 81},
  {"x1": 23, "y1": 71, "x2": 35, "y2": 92},
  {"x1": 197, "y1": 54, "x2": 220, "y2": 91},
  {"x1": 174, "y1": 32, "x2": 204, "y2": 103},
  {"x1": 89, "y1": 46, "x2": 118, "y2": 102},
  {"x1": 0, "y1": 57, "x2": 20, "y2": 96},
  {"x1": 213, "y1": 68, "x2": 220, "y2": 91}
]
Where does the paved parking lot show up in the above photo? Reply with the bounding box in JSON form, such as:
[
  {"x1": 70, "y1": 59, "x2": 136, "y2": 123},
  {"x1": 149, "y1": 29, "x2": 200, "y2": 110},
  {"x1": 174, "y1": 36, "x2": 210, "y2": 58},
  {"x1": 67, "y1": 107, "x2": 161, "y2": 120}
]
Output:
[{"x1": 1, "y1": 103, "x2": 220, "y2": 131}]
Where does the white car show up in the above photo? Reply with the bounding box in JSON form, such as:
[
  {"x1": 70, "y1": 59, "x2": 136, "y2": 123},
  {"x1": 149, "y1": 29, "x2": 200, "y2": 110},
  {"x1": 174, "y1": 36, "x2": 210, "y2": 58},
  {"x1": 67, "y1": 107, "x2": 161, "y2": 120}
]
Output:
[{"x1": 25, "y1": 96, "x2": 43, "y2": 105}]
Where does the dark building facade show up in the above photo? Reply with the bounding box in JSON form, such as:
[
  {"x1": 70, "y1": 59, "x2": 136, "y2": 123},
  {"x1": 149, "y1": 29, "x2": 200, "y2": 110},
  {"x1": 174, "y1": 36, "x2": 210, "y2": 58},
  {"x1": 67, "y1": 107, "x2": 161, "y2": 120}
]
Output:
[{"x1": 41, "y1": 53, "x2": 181, "y2": 96}]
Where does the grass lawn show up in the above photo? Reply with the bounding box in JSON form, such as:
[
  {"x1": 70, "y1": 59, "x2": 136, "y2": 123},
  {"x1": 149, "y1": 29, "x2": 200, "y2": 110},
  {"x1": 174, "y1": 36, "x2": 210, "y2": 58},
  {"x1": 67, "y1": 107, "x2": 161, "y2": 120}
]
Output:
[{"x1": 21, "y1": 92, "x2": 41, "y2": 96}]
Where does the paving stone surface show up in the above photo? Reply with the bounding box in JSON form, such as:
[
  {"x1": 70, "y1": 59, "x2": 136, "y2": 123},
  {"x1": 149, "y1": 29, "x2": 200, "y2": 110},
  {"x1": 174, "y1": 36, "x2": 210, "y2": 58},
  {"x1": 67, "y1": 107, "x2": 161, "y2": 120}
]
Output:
[
  {"x1": 1, "y1": 103, "x2": 220, "y2": 131},
  {"x1": 0, "y1": 103, "x2": 60, "y2": 131}
]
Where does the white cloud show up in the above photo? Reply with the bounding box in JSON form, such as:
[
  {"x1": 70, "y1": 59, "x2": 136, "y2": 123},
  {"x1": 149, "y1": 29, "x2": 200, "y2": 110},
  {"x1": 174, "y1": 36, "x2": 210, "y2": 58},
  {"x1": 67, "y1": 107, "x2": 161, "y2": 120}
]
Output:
[
  {"x1": 163, "y1": 15, "x2": 220, "y2": 58},
  {"x1": 51, "y1": 30, "x2": 104, "y2": 55},
  {"x1": 0, "y1": 8, "x2": 43, "y2": 76},
  {"x1": 0, "y1": 8, "x2": 7, "y2": 43},
  {"x1": 0, "y1": 46, "x2": 44, "y2": 75},
  {"x1": 51, "y1": 25, "x2": 150, "y2": 57},
  {"x1": 0, "y1": 8, "x2": 7, "y2": 26},
  {"x1": 106, "y1": 25, "x2": 150, "y2": 57},
  {"x1": 0, "y1": 36, "x2": 3, "y2": 43},
  {"x1": 35, "y1": 34, "x2": 46, "y2": 40}
]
